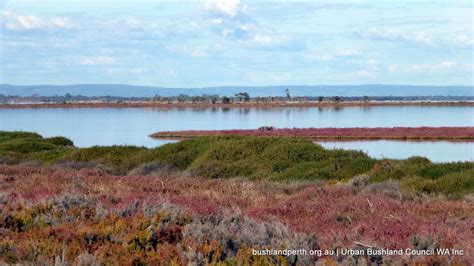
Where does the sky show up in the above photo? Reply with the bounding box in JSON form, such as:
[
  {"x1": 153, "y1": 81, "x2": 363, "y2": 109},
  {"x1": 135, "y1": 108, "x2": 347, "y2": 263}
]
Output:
[{"x1": 0, "y1": 0, "x2": 473, "y2": 87}]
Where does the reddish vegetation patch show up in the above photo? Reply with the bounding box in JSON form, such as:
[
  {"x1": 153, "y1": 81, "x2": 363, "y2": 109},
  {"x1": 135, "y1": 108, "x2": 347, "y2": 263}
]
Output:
[
  {"x1": 1, "y1": 165, "x2": 472, "y2": 264},
  {"x1": 152, "y1": 126, "x2": 474, "y2": 140}
]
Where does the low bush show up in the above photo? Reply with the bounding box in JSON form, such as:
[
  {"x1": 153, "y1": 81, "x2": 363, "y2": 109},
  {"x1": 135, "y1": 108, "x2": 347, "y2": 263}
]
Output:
[
  {"x1": 361, "y1": 179, "x2": 405, "y2": 200},
  {"x1": 368, "y1": 155, "x2": 474, "y2": 198},
  {"x1": 0, "y1": 131, "x2": 42, "y2": 143},
  {"x1": 402, "y1": 169, "x2": 474, "y2": 199},
  {"x1": 60, "y1": 146, "x2": 145, "y2": 174},
  {"x1": 188, "y1": 136, "x2": 376, "y2": 180},
  {"x1": 0, "y1": 131, "x2": 74, "y2": 162},
  {"x1": 45, "y1": 136, "x2": 74, "y2": 146},
  {"x1": 183, "y1": 211, "x2": 318, "y2": 265},
  {"x1": 0, "y1": 139, "x2": 58, "y2": 155}
]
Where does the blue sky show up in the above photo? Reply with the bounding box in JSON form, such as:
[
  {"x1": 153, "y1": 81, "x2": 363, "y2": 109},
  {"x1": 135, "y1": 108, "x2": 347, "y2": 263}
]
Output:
[{"x1": 1, "y1": 0, "x2": 473, "y2": 87}]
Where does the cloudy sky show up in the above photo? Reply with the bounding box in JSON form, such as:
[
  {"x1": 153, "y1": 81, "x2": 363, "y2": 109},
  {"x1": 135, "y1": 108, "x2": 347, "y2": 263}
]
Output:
[{"x1": 1, "y1": 0, "x2": 472, "y2": 87}]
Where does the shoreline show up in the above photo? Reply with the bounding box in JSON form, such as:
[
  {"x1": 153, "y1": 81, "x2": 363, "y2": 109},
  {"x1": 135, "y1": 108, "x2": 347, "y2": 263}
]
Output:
[
  {"x1": 1, "y1": 101, "x2": 474, "y2": 109},
  {"x1": 151, "y1": 127, "x2": 474, "y2": 141}
]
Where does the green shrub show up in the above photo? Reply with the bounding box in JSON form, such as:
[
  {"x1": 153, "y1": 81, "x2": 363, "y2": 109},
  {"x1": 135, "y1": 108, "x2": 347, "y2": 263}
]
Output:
[
  {"x1": 403, "y1": 169, "x2": 474, "y2": 199},
  {"x1": 188, "y1": 137, "x2": 375, "y2": 180},
  {"x1": 45, "y1": 136, "x2": 74, "y2": 146},
  {"x1": 61, "y1": 146, "x2": 145, "y2": 173},
  {"x1": 0, "y1": 132, "x2": 75, "y2": 162},
  {"x1": 0, "y1": 139, "x2": 58, "y2": 154},
  {"x1": 29, "y1": 148, "x2": 75, "y2": 164},
  {"x1": 146, "y1": 137, "x2": 214, "y2": 169},
  {"x1": 0, "y1": 131, "x2": 43, "y2": 143},
  {"x1": 402, "y1": 158, "x2": 472, "y2": 179},
  {"x1": 369, "y1": 160, "x2": 405, "y2": 182}
]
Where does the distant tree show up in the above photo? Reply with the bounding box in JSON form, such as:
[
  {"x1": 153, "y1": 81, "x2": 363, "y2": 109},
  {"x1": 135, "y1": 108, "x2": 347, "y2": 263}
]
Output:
[
  {"x1": 333, "y1": 96, "x2": 343, "y2": 103},
  {"x1": 363, "y1": 96, "x2": 370, "y2": 103},
  {"x1": 242, "y1": 92, "x2": 250, "y2": 102},
  {"x1": 235, "y1": 92, "x2": 250, "y2": 102},
  {"x1": 284, "y1": 89, "x2": 291, "y2": 102},
  {"x1": 177, "y1": 94, "x2": 189, "y2": 103},
  {"x1": 234, "y1": 93, "x2": 242, "y2": 102},
  {"x1": 191, "y1": 96, "x2": 205, "y2": 103},
  {"x1": 317, "y1": 96, "x2": 324, "y2": 102},
  {"x1": 222, "y1": 96, "x2": 231, "y2": 104}
]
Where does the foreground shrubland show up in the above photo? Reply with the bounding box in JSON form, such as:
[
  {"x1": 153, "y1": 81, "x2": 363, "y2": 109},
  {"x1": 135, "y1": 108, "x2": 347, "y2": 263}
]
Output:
[{"x1": 1, "y1": 165, "x2": 473, "y2": 264}]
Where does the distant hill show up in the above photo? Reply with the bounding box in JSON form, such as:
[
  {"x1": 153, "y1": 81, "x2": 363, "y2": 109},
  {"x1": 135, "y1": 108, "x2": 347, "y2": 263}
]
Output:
[{"x1": 0, "y1": 84, "x2": 472, "y2": 97}]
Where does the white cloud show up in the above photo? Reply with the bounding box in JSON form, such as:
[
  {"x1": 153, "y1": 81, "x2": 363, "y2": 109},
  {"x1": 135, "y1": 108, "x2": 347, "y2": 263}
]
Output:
[
  {"x1": 353, "y1": 70, "x2": 376, "y2": 78},
  {"x1": 241, "y1": 32, "x2": 302, "y2": 50},
  {"x1": 166, "y1": 69, "x2": 177, "y2": 77},
  {"x1": 110, "y1": 18, "x2": 142, "y2": 30},
  {"x1": 1, "y1": 10, "x2": 73, "y2": 31},
  {"x1": 455, "y1": 34, "x2": 474, "y2": 46},
  {"x1": 407, "y1": 61, "x2": 456, "y2": 73},
  {"x1": 389, "y1": 61, "x2": 457, "y2": 74},
  {"x1": 50, "y1": 17, "x2": 73, "y2": 29},
  {"x1": 209, "y1": 18, "x2": 223, "y2": 25},
  {"x1": 433, "y1": 61, "x2": 456, "y2": 70},
  {"x1": 204, "y1": 0, "x2": 246, "y2": 17},
  {"x1": 191, "y1": 49, "x2": 208, "y2": 58},
  {"x1": 366, "y1": 59, "x2": 379, "y2": 66},
  {"x1": 252, "y1": 34, "x2": 274, "y2": 45},
  {"x1": 412, "y1": 32, "x2": 432, "y2": 45},
  {"x1": 79, "y1": 56, "x2": 115, "y2": 66},
  {"x1": 356, "y1": 28, "x2": 474, "y2": 48},
  {"x1": 306, "y1": 49, "x2": 362, "y2": 62},
  {"x1": 105, "y1": 67, "x2": 147, "y2": 75},
  {"x1": 317, "y1": 55, "x2": 335, "y2": 62},
  {"x1": 355, "y1": 28, "x2": 432, "y2": 45},
  {"x1": 246, "y1": 71, "x2": 292, "y2": 84},
  {"x1": 388, "y1": 64, "x2": 398, "y2": 73},
  {"x1": 338, "y1": 49, "x2": 361, "y2": 56},
  {"x1": 269, "y1": 73, "x2": 292, "y2": 82},
  {"x1": 203, "y1": 0, "x2": 256, "y2": 40}
]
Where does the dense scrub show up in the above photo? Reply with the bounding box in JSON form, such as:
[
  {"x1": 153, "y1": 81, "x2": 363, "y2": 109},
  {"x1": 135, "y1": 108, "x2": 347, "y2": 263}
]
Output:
[
  {"x1": 0, "y1": 165, "x2": 472, "y2": 264},
  {"x1": 0, "y1": 131, "x2": 472, "y2": 198}
]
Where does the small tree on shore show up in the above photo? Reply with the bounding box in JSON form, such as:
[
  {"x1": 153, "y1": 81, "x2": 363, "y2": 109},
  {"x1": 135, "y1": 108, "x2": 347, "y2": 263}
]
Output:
[
  {"x1": 333, "y1": 96, "x2": 343, "y2": 103},
  {"x1": 222, "y1": 96, "x2": 231, "y2": 104},
  {"x1": 235, "y1": 92, "x2": 250, "y2": 102},
  {"x1": 284, "y1": 89, "x2": 291, "y2": 102}
]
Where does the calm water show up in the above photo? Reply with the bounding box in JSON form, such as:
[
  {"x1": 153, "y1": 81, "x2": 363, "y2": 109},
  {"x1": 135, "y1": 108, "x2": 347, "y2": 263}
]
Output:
[
  {"x1": 318, "y1": 140, "x2": 473, "y2": 163},
  {"x1": 1, "y1": 106, "x2": 473, "y2": 162}
]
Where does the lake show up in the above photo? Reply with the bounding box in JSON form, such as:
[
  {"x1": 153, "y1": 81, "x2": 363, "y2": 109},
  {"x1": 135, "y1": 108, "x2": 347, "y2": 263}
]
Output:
[
  {"x1": 1, "y1": 106, "x2": 473, "y2": 162},
  {"x1": 318, "y1": 140, "x2": 473, "y2": 163}
]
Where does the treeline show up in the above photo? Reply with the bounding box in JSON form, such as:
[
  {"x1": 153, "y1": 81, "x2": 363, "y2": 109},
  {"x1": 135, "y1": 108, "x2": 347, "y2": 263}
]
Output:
[{"x1": 1, "y1": 93, "x2": 473, "y2": 104}]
